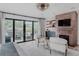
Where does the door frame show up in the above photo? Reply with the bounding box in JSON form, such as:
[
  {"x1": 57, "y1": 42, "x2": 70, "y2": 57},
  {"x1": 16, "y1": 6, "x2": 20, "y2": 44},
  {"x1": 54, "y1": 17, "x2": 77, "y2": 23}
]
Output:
[{"x1": 5, "y1": 18, "x2": 38, "y2": 43}]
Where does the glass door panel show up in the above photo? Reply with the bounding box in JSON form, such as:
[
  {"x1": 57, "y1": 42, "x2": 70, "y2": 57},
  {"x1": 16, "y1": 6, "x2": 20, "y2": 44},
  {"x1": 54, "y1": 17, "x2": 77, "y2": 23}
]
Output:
[
  {"x1": 15, "y1": 21, "x2": 23, "y2": 42},
  {"x1": 34, "y1": 22, "x2": 40, "y2": 39},
  {"x1": 5, "y1": 20, "x2": 13, "y2": 43},
  {"x1": 25, "y1": 22, "x2": 32, "y2": 41}
]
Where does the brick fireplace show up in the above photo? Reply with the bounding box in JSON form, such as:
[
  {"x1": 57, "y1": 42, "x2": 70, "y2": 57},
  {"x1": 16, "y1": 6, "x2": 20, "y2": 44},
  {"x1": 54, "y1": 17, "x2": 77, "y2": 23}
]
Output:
[{"x1": 56, "y1": 11, "x2": 78, "y2": 47}]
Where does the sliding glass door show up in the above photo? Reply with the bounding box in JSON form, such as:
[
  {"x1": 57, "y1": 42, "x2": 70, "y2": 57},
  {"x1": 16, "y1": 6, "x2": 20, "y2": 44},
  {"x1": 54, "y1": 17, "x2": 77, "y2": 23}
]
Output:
[
  {"x1": 5, "y1": 20, "x2": 13, "y2": 43},
  {"x1": 15, "y1": 21, "x2": 23, "y2": 42},
  {"x1": 25, "y1": 22, "x2": 33, "y2": 41},
  {"x1": 5, "y1": 18, "x2": 40, "y2": 43},
  {"x1": 34, "y1": 22, "x2": 40, "y2": 39}
]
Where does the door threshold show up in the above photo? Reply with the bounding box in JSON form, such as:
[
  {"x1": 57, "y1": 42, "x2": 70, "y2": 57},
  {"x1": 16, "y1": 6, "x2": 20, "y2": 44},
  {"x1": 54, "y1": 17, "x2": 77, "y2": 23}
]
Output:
[{"x1": 17, "y1": 40, "x2": 34, "y2": 44}]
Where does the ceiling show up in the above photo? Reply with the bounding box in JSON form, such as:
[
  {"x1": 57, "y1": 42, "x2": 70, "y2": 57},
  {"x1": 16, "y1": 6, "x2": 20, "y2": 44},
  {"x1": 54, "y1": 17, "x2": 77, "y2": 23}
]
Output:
[{"x1": 0, "y1": 3, "x2": 79, "y2": 19}]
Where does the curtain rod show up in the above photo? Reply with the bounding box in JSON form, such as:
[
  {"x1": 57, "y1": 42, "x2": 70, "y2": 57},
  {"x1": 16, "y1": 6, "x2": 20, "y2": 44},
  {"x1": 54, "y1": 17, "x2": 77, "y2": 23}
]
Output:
[{"x1": 0, "y1": 11, "x2": 45, "y2": 20}]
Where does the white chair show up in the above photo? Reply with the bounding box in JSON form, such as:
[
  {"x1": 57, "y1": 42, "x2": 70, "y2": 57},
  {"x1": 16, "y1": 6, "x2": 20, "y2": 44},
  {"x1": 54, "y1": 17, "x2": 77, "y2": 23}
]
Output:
[
  {"x1": 34, "y1": 34, "x2": 45, "y2": 47},
  {"x1": 49, "y1": 37, "x2": 68, "y2": 56},
  {"x1": 34, "y1": 34, "x2": 48, "y2": 48}
]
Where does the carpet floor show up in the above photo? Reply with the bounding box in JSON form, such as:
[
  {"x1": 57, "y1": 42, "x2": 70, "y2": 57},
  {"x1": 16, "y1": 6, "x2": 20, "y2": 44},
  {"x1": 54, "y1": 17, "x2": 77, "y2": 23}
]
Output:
[
  {"x1": 0, "y1": 43, "x2": 19, "y2": 56},
  {"x1": 14, "y1": 41, "x2": 79, "y2": 56},
  {"x1": 1, "y1": 41, "x2": 79, "y2": 56}
]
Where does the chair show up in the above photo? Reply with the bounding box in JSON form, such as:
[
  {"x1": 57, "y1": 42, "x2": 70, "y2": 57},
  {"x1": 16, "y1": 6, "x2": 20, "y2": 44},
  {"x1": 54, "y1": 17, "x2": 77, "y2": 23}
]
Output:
[
  {"x1": 49, "y1": 37, "x2": 68, "y2": 56},
  {"x1": 34, "y1": 34, "x2": 48, "y2": 48}
]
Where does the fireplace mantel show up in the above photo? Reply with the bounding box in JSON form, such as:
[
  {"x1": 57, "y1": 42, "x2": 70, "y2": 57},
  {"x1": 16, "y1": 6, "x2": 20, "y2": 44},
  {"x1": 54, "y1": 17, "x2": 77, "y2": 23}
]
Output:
[{"x1": 58, "y1": 27, "x2": 72, "y2": 30}]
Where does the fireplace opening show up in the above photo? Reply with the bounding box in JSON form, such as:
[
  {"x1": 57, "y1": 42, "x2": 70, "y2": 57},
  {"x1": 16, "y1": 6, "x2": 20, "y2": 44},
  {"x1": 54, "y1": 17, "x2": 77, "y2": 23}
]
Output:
[{"x1": 59, "y1": 35, "x2": 69, "y2": 46}]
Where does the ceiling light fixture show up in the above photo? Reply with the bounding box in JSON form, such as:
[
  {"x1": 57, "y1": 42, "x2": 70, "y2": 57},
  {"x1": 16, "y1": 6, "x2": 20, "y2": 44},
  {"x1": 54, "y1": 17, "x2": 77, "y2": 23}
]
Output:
[{"x1": 37, "y1": 3, "x2": 49, "y2": 11}]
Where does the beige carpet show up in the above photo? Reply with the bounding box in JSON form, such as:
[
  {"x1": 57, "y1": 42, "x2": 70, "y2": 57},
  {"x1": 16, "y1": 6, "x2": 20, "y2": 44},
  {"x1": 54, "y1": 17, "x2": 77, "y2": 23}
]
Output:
[
  {"x1": 69, "y1": 46, "x2": 79, "y2": 51},
  {"x1": 14, "y1": 41, "x2": 79, "y2": 56}
]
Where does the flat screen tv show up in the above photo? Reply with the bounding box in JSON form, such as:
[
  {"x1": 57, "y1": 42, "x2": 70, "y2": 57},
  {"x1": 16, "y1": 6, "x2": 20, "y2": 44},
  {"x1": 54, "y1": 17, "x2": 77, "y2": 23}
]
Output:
[{"x1": 58, "y1": 19, "x2": 71, "y2": 26}]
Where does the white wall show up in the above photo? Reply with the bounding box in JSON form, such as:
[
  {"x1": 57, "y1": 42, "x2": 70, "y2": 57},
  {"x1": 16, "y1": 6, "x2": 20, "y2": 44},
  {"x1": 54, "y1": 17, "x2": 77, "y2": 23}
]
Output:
[
  {"x1": 0, "y1": 13, "x2": 5, "y2": 44},
  {"x1": 5, "y1": 14, "x2": 39, "y2": 21}
]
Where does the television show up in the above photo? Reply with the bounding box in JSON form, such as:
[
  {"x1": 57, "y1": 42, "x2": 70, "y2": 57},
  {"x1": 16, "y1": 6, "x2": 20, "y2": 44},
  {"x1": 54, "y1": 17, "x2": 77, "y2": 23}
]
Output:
[{"x1": 58, "y1": 19, "x2": 71, "y2": 26}]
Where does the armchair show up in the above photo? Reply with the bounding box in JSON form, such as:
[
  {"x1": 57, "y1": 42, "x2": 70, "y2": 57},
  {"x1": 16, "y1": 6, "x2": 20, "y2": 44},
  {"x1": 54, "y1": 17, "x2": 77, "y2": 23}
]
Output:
[{"x1": 49, "y1": 37, "x2": 68, "y2": 56}]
